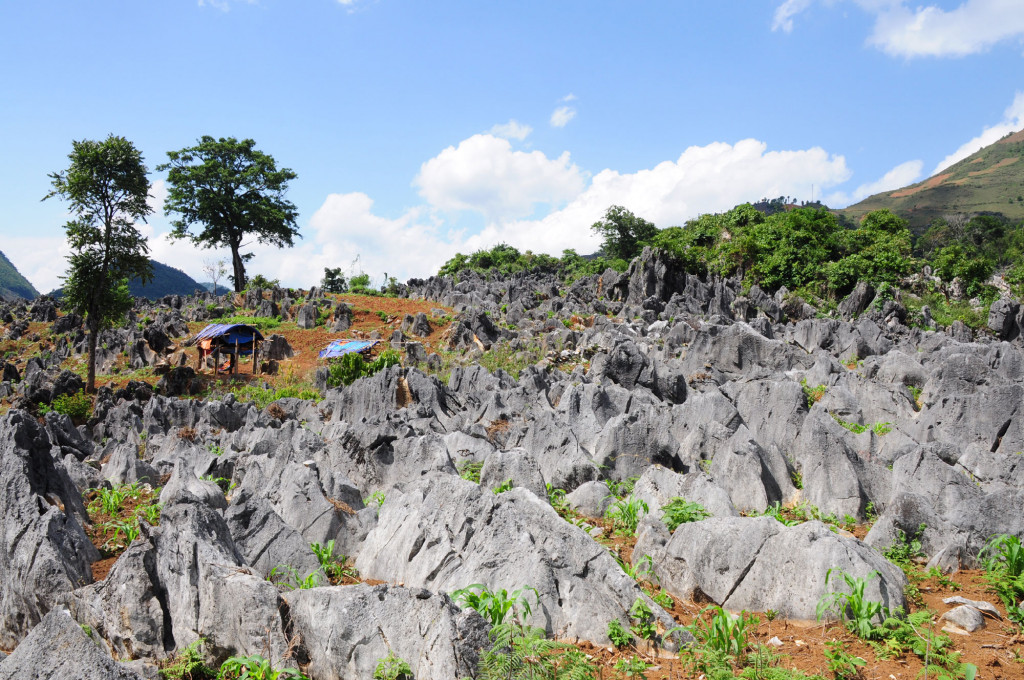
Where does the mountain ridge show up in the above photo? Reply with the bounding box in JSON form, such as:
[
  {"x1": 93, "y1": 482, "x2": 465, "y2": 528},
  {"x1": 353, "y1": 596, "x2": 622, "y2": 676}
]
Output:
[{"x1": 841, "y1": 128, "x2": 1024, "y2": 232}]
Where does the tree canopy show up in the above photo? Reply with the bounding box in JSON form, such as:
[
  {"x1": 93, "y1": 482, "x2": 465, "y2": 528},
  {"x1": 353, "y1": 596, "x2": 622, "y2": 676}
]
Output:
[
  {"x1": 590, "y1": 205, "x2": 659, "y2": 262},
  {"x1": 45, "y1": 134, "x2": 153, "y2": 392},
  {"x1": 158, "y1": 136, "x2": 299, "y2": 292}
]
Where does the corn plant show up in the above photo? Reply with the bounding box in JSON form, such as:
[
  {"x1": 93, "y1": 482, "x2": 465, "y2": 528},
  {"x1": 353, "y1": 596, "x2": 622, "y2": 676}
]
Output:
[
  {"x1": 979, "y1": 534, "x2": 1024, "y2": 626},
  {"x1": 267, "y1": 565, "x2": 324, "y2": 591},
  {"x1": 451, "y1": 584, "x2": 539, "y2": 627},
  {"x1": 690, "y1": 605, "x2": 757, "y2": 657},
  {"x1": 88, "y1": 482, "x2": 143, "y2": 516},
  {"x1": 816, "y1": 569, "x2": 886, "y2": 639},
  {"x1": 101, "y1": 518, "x2": 141, "y2": 550},
  {"x1": 605, "y1": 495, "x2": 649, "y2": 536},
  {"x1": 137, "y1": 501, "x2": 162, "y2": 526},
  {"x1": 310, "y1": 541, "x2": 358, "y2": 583}
]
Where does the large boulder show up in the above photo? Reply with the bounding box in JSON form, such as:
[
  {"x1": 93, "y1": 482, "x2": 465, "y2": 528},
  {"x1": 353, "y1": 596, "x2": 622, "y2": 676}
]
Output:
[
  {"x1": 634, "y1": 516, "x2": 907, "y2": 621},
  {"x1": 284, "y1": 584, "x2": 489, "y2": 680},
  {"x1": 0, "y1": 411, "x2": 98, "y2": 648},
  {"x1": 356, "y1": 474, "x2": 686, "y2": 646},
  {"x1": 0, "y1": 608, "x2": 145, "y2": 680}
]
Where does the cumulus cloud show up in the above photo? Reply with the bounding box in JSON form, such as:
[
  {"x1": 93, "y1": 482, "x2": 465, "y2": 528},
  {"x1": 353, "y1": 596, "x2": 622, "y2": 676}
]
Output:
[
  {"x1": 414, "y1": 133, "x2": 586, "y2": 221},
  {"x1": 823, "y1": 158, "x2": 923, "y2": 206},
  {"x1": 934, "y1": 91, "x2": 1024, "y2": 173},
  {"x1": 463, "y1": 139, "x2": 852, "y2": 259},
  {"x1": 12, "y1": 136, "x2": 859, "y2": 291},
  {"x1": 774, "y1": 0, "x2": 1024, "y2": 57},
  {"x1": 489, "y1": 120, "x2": 533, "y2": 141},
  {"x1": 550, "y1": 106, "x2": 577, "y2": 128}
]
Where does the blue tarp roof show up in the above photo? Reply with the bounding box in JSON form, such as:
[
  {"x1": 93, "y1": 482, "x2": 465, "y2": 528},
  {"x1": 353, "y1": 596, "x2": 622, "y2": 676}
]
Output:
[
  {"x1": 188, "y1": 323, "x2": 264, "y2": 347},
  {"x1": 319, "y1": 339, "x2": 376, "y2": 359}
]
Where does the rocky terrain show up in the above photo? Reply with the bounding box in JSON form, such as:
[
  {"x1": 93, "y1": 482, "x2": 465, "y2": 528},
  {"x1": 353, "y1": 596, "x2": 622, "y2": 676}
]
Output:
[{"x1": 1, "y1": 248, "x2": 1023, "y2": 679}]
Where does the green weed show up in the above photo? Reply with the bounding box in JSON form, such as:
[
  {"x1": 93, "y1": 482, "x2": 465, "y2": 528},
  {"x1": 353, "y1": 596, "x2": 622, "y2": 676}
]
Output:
[{"x1": 661, "y1": 497, "x2": 711, "y2": 531}]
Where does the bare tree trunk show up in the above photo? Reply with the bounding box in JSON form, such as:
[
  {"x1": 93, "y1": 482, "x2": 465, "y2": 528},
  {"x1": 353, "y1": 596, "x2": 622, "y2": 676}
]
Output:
[{"x1": 231, "y1": 245, "x2": 246, "y2": 292}]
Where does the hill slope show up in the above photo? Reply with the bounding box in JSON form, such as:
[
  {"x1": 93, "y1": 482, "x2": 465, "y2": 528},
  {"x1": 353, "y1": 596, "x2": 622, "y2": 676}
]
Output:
[
  {"x1": 0, "y1": 250, "x2": 40, "y2": 301},
  {"x1": 841, "y1": 128, "x2": 1024, "y2": 232},
  {"x1": 48, "y1": 259, "x2": 204, "y2": 300}
]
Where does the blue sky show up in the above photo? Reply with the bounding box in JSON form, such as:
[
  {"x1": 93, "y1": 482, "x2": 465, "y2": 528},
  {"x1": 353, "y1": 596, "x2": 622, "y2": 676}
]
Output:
[{"x1": 2, "y1": 0, "x2": 1023, "y2": 292}]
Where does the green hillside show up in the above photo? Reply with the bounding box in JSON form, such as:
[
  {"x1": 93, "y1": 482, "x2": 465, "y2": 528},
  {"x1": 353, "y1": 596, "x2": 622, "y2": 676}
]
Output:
[
  {"x1": 841, "y1": 129, "x2": 1024, "y2": 233},
  {"x1": 0, "y1": 250, "x2": 40, "y2": 300},
  {"x1": 49, "y1": 259, "x2": 204, "y2": 300}
]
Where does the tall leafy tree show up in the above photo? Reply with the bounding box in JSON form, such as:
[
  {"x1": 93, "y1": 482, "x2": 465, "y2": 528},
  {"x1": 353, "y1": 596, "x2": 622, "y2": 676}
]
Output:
[
  {"x1": 158, "y1": 136, "x2": 299, "y2": 292},
  {"x1": 591, "y1": 205, "x2": 659, "y2": 262},
  {"x1": 45, "y1": 135, "x2": 153, "y2": 392}
]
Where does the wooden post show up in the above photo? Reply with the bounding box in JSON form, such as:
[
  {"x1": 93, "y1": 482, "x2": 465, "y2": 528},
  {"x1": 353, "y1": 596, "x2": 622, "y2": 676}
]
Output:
[
  {"x1": 234, "y1": 339, "x2": 239, "y2": 375},
  {"x1": 214, "y1": 347, "x2": 220, "y2": 377},
  {"x1": 253, "y1": 341, "x2": 259, "y2": 375}
]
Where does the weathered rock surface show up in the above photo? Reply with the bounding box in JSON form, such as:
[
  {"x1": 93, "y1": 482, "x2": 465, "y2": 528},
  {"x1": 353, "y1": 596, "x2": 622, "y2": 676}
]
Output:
[
  {"x1": 634, "y1": 516, "x2": 907, "y2": 621},
  {"x1": 356, "y1": 474, "x2": 686, "y2": 646},
  {"x1": 0, "y1": 411, "x2": 97, "y2": 649},
  {"x1": 284, "y1": 584, "x2": 489, "y2": 680},
  {"x1": 0, "y1": 608, "x2": 145, "y2": 680}
]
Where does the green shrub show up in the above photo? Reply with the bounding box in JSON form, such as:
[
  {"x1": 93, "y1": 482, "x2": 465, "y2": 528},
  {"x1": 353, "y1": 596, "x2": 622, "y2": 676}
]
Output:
[
  {"x1": 607, "y1": 618, "x2": 632, "y2": 648},
  {"x1": 51, "y1": 390, "x2": 93, "y2": 421},
  {"x1": 661, "y1": 497, "x2": 711, "y2": 531},
  {"x1": 349, "y1": 273, "x2": 372, "y2": 293},
  {"x1": 325, "y1": 349, "x2": 401, "y2": 388},
  {"x1": 217, "y1": 654, "x2": 307, "y2": 679},
  {"x1": 457, "y1": 461, "x2": 483, "y2": 483}
]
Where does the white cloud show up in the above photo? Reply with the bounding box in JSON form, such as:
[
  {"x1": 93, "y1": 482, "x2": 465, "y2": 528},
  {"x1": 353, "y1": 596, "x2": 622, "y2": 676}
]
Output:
[
  {"x1": 488, "y1": 120, "x2": 532, "y2": 141},
  {"x1": 464, "y1": 139, "x2": 852, "y2": 258},
  {"x1": 197, "y1": 0, "x2": 256, "y2": 11},
  {"x1": 774, "y1": 0, "x2": 1024, "y2": 57},
  {"x1": 869, "y1": 0, "x2": 1024, "y2": 57},
  {"x1": 772, "y1": 0, "x2": 815, "y2": 32},
  {"x1": 550, "y1": 106, "x2": 577, "y2": 128},
  {"x1": 146, "y1": 179, "x2": 167, "y2": 220},
  {"x1": 934, "y1": 91, "x2": 1024, "y2": 173},
  {"x1": 857, "y1": 159, "x2": 923, "y2": 200},
  {"x1": 414, "y1": 133, "x2": 586, "y2": 221},
  {"x1": 11, "y1": 136, "x2": 859, "y2": 291}
]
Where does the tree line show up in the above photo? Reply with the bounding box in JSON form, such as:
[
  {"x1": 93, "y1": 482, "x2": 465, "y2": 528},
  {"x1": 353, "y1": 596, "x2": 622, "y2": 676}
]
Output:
[
  {"x1": 45, "y1": 134, "x2": 298, "y2": 391},
  {"x1": 440, "y1": 203, "x2": 1020, "y2": 308}
]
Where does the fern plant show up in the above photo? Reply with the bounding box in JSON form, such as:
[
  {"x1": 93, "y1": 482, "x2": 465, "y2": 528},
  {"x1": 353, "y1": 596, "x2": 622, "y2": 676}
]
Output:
[{"x1": 477, "y1": 617, "x2": 595, "y2": 680}]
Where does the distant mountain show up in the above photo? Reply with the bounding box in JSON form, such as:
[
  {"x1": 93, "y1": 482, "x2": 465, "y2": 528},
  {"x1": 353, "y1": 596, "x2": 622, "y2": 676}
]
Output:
[
  {"x1": 197, "y1": 281, "x2": 231, "y2": 295},
  {"x1": 0, "y1": 250, "x2": 40, "y2": 301},
  {"x1": 48, "y1": 259, "x2": 205, "y2": 300},
  {"x1": 841, "y1": 129, "x2": 1024, "y2": 233}
]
